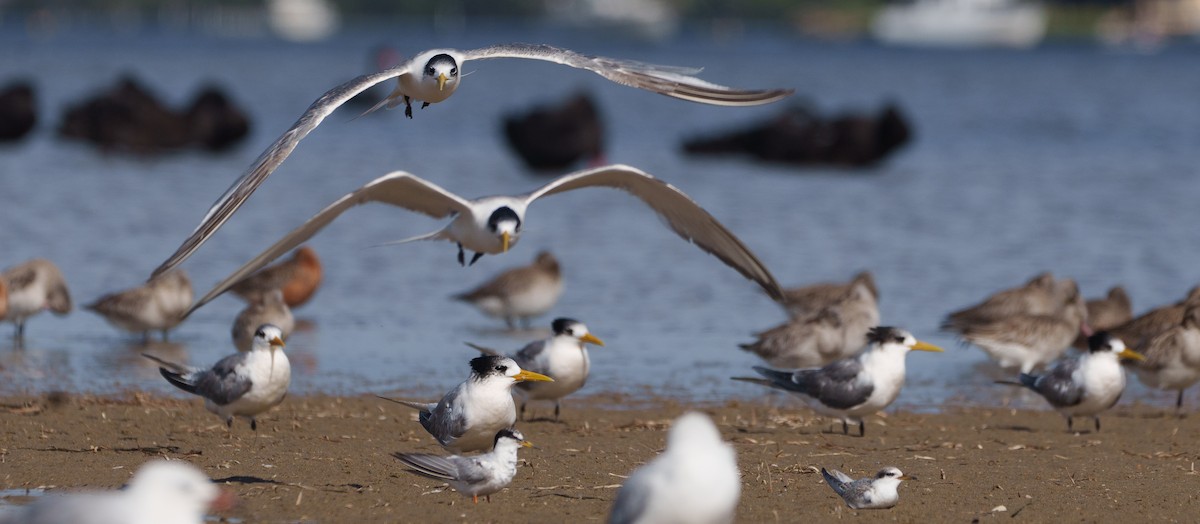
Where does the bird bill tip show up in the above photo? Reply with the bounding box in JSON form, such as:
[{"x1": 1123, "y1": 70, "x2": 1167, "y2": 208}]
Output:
[
  {"x1": 912, "y1": 341, "x2": 943, "y2": 353},
  {"x1": 437, "y1": 73, "x2": 448, "y2": 91},
  {"x1": 1119, "y1": 349, "x2": 1146, "y2": 362},
  {"x1": 501, "y1": 231, "x2": 511, "y2": 252},
  {"x1": 521, "y1": 440, "x2": 535, "y2": 448},
  {"x1": 581, "y1": 333, "x2": 605, "y2": 346},
  {"x1": 514, "y1": 370, "x2": 554, "y2": 382},
  {"x1": 270, "y1": 337, "x2": 286, "y2": 348}
]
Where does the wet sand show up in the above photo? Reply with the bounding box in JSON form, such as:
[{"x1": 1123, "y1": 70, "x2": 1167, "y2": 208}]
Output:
[{"x1": 1, "y1": 392, "x2": 1197, "y2": 523}]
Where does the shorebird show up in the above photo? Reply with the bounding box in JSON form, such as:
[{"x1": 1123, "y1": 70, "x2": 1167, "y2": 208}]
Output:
[
  {"x1": 454, "y1": 251, "x2": 563, "y2": 330},
  {"x1": 1, "y1": 258, "x2": 72, "y2": 341},
  {"x1": 184, "y1": 165, "x2": 785, "y2": 315},
  {"x1": 1073, "y1": 285, "x2": 1133, "y2": 349},
  {"x1": 608, "y1": 412, "x2": 740, "y2": 524},
  {"x1": 229, "y1": 245, "x2": 322, "y2": 308},
  {"x1": 1127, "y1": 305, "x2": 1200, "y2": 411},
  {"x1": 231, "y1": 289, "x2": 294, "y2": 352},
  {"x1": 86, "y1": 270, "x2": 193, "y2": 342},
  {"x1": 734, "y1": 327, "x2": 942, "y2": 436},
  {"x1": 0, "y1": 278, "x2": 8, "y2": 320},
  {"x1": 392, "y1": 428, "x2": 533, "y2": 504},
  {"x1": 741, "y1": 279, "x2": 879, "y2": 369},
  {"x1": 997, "y1": 332, "x2": 1143, "y2": 432},
  {"x1": 821, "y1": 467, "x2": 909, "y2": 510},
  {"x1": 955, "y1": 280, "x2": 1090, "y2": 373},
  {"x1": 781, "y1": 270, "x2": 877, "y2": 318},
  {"x1": 377, "y1": 355, "x2": 553, "y2": 453},
  {"x1": 145, "y1": 324, "x2": 290, "y2": 431},
  {"x1": 941, "y1": 272, "x2": 1063, "y2": 332},
  {"x1": 149, "y1": 44, "x2": 793, "y2": 280},
  {"x1": 468, "y1": 318, "x2": 604, "y2": 421},
  {"x1": 0, "y1": 460, "x2": 233, "y2": 524},
  {"x1": 1108, "y1": 286, "x2": 1200, "y2": 350}
]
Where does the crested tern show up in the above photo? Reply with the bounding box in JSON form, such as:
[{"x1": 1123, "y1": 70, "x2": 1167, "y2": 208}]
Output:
[
  {"x1": 1126, "y1": 304, "x2": 1200, "y2": 410},
  {"x1": 377, "y1": 355, "x2": 553, "y2": 453},
  {"x1": 229, "y1": 245, "x2": 322, "y2": 308},
  {"x1": 392, "y1": 428, "x2": 533, "y2": 504},
  {"x1": 741, "y1": 278, "x2": 879, "y2": 369},
  {"x1": 231, "y1": 289, "x2": 294, "y2": 352},
  {"x1": 734, "y1": 326, "x2": 942, "y2": 436},
  {"x1": 467, "y1": 317, "x2": 604, "y2": 421},
  {"x1": 608, "y1": 412, "x2": 740, "y2": 524},
  {"x1": 144, "y1": 324, "x2": 290, "y2": 431},
  {"x1": 781, "y1": 270, "x2": 877, "y2": 318},
  {"x1": 955, "y1": 279, "x2": 1090, "y2": 373},
  {"x1": 149, "y1": 44, "x2": 794, "y2": 279},
  {"x1": 997, "y1": 331, "x2": 1144, "y2": 432},
  {"x1": 821, "y1": 466, "x2": 909, "y2": 510},
  {"x1": 184, "y1": 164, "x2": 785, "y2": 315},
  {"x1": 1, "y1": 258, "x2": 71, "y2": 341},
  {"x1": 86, "y1": 270, "x2": 193, "y2": 342},
  {"x1": 454, "y1": 251, "x2": 563, "y2": 330}
]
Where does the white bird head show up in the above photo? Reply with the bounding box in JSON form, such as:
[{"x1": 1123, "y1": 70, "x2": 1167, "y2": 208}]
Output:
[
  {"x1": 251, "y1": 324, "x2": 287, "y2": 353},
  {"x1": 126, "y1": 460, "x2": 232, "y2": 521},
  {"x1": 493, "y1": 428, "x2": 535, "y2": 451},
  {"x1": 421, "y1": 53, "x2": 460, "y2": 92},
  {"x1": 552, "y1": 317, "x2": 605, "y2": 347},
  {"x1": 1087, "y1": 331, "x2": 1144, "y2": 361},
  {"x1": 486, "y1": 207, "x2": 521, "y2": 253},
  {"x1": 866, "y1": 327, "x2": 942, "y2": 354},
  {"x1": 874, "y1": 466, "x2": 909, "y2": 486},
  {"x1": 666, "y1": 412, "x2": 726, "y2": 452},
  {"x1": 469, "y1": 355, "x2": 553, "y2": 384}
]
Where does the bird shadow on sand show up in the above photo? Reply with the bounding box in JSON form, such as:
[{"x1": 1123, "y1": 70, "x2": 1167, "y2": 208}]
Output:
[{"x1": 212, "y1": 475, "x2": 287, "y2": 486}]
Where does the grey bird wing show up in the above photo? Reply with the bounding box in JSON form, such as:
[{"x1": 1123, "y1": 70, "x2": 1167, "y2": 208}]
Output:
[
  {"x1": 463, "y1": 43, "x2": 793, "y2": 107},
  {"x1": 423, "y1": 398, "x2": 469, "y2": 447},
  {"x1": 1028, "y1": 357, "x2": 1084, "y2": 408},
  {"x1": 192, "y1": 353, "x2": 254, "y2": 405},
  {"x1": 512, "y1": 339, "x2": 549, "y2": 372},
  {"x1": 392, "y1": 452, "x2": 460, "y2": 481},
  {"x1": 522, "y1": 164, "x2": 784, "y2": 301},
  {"x1": 608, "y1": 470, "x2": 655, "y2": 524},
  {"x1": 375, "y1": 395, "x2": 436, "y2": 412},
  {"x1": 753, "y1": 358, "x2": 871, "y2": 409},
  {"x1": 149, "y1": 64, "x2": 418, "y2": 279},
  {"x1": 186, "y1": 172, "x2": 472, "y2": 315},
  {"x1": 841, "y1": 478, "x2": 876, "y2": 508},
  {"x1": 821, "y1": 467, "x2": 851, "y2": 496}
]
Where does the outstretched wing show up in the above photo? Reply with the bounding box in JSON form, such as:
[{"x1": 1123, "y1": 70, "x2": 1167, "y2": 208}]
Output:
[
  {"x1": 463, "y1": 44, "x2": 793, "y2": 107},
  {"x1": 149, "y1": 64, "x2": 417, "y2": 279},
  {"x1": 187, "y1": 172, "x2": 471, "y2": 314},
  {"x1": 522, "y1": 164, "x2": 783, "y2": 301}
]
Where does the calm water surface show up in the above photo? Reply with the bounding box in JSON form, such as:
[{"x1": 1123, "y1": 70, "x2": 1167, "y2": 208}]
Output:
[{"x1": 2, "y1": 22, "x2": 1199, "y2": 410}]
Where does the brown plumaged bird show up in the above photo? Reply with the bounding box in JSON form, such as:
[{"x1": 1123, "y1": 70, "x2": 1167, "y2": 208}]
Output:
[{"x1": 229, "y1": 246, "x2": 322, "y2": 308}]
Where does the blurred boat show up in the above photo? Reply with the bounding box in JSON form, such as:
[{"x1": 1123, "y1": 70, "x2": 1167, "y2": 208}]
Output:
[
  {"x1": 545, "y1": 0, "x2": 680, "y2": 41},
  {"x1": 503, "y1": 92, "x2": 605, "y2": 173},
  {"x1": 0, "y1": 81, "x2": 36, "y2": 142},
  {"x1": 871, "y1": 0, "x2": 1047, "y2": 49},
  {"x1": 267, "y1": 0, "x2": 340, "y2": 42}
]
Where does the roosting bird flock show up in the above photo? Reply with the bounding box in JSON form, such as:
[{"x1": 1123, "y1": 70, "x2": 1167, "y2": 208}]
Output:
[{"x1": 0, "y1": 42, "x2": 1194, "y2": 523}]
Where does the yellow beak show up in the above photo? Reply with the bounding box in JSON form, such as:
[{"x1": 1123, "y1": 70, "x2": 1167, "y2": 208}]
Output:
[
  {"x1": 898, "y1": 475, "x2": 912, "y2": 481},
  {"x1": 514, "y1": 370, "x2": 554, "y2": 382},
  {"x1": 501, "y1": 231, "x2": 511, "y2": 252},
  {"x1": 270, "y1": 337, "x2": 286, "y2": 348},
  {"x1": 520, "y1": 440, "x2": 534, "y2": 448},
  {"x1": 1119, "y1": 349, "x2": 1146, "y2": 362},
  {"x1": 911, "y1": 341, "x2": 943, "y2": 353},
  {"x1": 580, "y1": 333, "x2": 605, "y2": 346},
  {"x1": 437, "y1": 73, "x2": 448, "y2": 91}
]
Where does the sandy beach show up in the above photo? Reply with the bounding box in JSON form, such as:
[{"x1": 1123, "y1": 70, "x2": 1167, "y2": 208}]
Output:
[{"x1": 1, "y1": 392, "x2": 1197, "y2": 523}]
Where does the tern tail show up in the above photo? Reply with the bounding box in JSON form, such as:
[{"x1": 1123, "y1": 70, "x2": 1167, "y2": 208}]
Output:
[
  {"x1": 374, "y1": 395, "x2": 434, "y2": 412},
  {"x1": 369, "y1": 228, "x2": 448, "y2": 248}
]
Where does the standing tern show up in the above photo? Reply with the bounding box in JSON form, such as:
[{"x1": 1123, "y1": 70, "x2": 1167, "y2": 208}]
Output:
[
  {"x1": 1125, "y1": 305, "x2": 1200, "y2": 411},
  {"x1": 1, "y1": 258, "x2": 71, "y2": 341},
  {"x1": 149, "y1": 44, "x2": 794, "y2": 279},
  {"x1": 145, "y1": 324, "x2": 290, "y2": 431},
  {"x1": 821, "y1": 466, "x2": 909, "y2": 510},
  {"x1": 392, "y1": 428, "x2": 533, "y2": 504},
  {"x1": 454, "y1": 251, "x2": 563, "y2": 330},
  {"x1": 734, "y1": 327, "x2": 942, "y2": 436},
  {"x1": 468, "y1": 317, "x2": 605, "y2": 421},
  {"x1": 86, "y1": 270, "x2": 193, "y2": 342},
  {"x1": 377, "y1": 355, "x2": 553, "y2": 453},
  {"x1": 997, "y1": 331, "x2": 1144, "y2": 432},
  {"x1": 184, "y1": 164, "x2": 785, "y2": 315},
  {"x1": 608, "y1": 412, "x2": 740, "y2": 524}
]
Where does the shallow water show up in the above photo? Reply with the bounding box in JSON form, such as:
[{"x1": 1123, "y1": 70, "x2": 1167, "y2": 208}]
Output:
[{"x1": 2, "y1": 21, "x2": 1198, "y2": 408}]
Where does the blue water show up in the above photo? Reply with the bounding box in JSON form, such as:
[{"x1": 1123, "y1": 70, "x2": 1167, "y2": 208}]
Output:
[{"x1": 2, "y1": 21, "x2": 1199, "y2": 409}]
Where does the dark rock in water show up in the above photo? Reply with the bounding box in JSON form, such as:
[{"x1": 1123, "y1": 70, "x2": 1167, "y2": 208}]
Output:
[
  {"x1": 682, "y1": 102, "x2": 912, "y2": 168},
  {"x1": 58, "y1": 75, "x2": 249, "y2": 154},
  {"x1": 0, "y1": 81, "x2": 38, "y2": 142},
  {"x1": 503, "y1": 92, "x2": 605, "y2": 173}
]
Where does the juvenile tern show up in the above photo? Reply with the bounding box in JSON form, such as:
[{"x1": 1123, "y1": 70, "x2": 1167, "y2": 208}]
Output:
[
  {"x1": 377, "y1": 355, "x2": 553, "y2": 453},
  {"x1": 997, "y1": 331, "x2": 1144, "y2": 432},
  {"x1": 468, "y1": 317, "x2": 604, "y2": 421},
  {"x1": 229, "y1": 245, "x2": 322, "y2": 308},
  {"x1": 145, "y1": 324, "x2": 290, "y2": 431},
  {"x1": 150, "y1": 44, "x2": 794, "y2": 279},
  {"x1": 454, "y1": 251, "x2": 563, "y2": 330},
  {"x1": 185, "y1": 164, "x2": 785, "y2": 314},
  {"x1": 1126, "y1": 305, "x2": 1200, "y2": 410},
  {"x1": 941, "y1": 272, "x2": 1062, "y2": 332},
  {"x1": 821, "y1": 466, "x2": 909, "y2": 510},
  {"x1": 392, "y1": 428, "x2": 534, "y2": 504},
  {"x1": 0, "y1": 459, "x2": 233, "y2": 524},
  {"x1": 955, "y1": 280, "x2": 1090, "y2": 373},
  {"x1": 781, "y1": 270, "x2": 877, "y2": 318},
  {"x1": 231, "y1": 289, "x2": 294, "y2": 352},
  {"x1": 1, "y1": 258, "x2": 72, "y2": 341},
  {"x1": 608, "y1": 412, "x2": 740, "y2": 524},
  {"x1": 741, "y1": 279, "x2": 879, "y2": 368},
  {"x1": 734, "y1": 327, "x2": 942, "y2": 436},
  {"x1": 86, "y1": 270, "x2": 193, "y2": 342}
]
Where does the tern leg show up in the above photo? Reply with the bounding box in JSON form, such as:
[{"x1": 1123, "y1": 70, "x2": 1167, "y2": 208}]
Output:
[
  {"x1": 457, "y1": 244, "x2": 466, "y2": 266},
  {"x1": 555, "y1": 401, "x2": 561, "y2": 422},
  {"x1": 858, "y1": 420, "x2": 865, "y2": 437},
  {"x1": 1178, "y1": 390, "x2": 1185, "y2": 411},
  {"x1": 1094, "y1": 417, "x2": 1100, "y2": 432},
  {"x1": 403, "y1": 95, "x2": 413, "y2": 119},
  {"x1": 421, "y1": 102, "x2": 430, "y2": 110},
  {"x1": 251, "y1": 418, "x2": 258, "y2": 432},
  {"x1": 469, "y1": 252, "x2": 485, "y2": 266},
  {"x1": 1067, "y1": 416, "x2": 1073, "y2": 432},
  {"x1": 841, "y1": 420, "x2": 849, "y2": 435}
]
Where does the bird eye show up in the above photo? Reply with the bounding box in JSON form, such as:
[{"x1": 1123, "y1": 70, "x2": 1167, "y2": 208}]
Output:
[
  {"x1": 894, "y1": 336, "x2": 905, "y2": 343},
  {"x1": 496, "y1": 365, "x2": 507, "y2": 373},
  {"x1": 450, "y1": 67, "x2": 457, "y2": 76},
  {"x1": 426, "y1": 67, "x2": 435, "y2": 75}
]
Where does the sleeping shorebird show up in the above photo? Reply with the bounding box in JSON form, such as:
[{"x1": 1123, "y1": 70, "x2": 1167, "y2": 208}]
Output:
[
  {"x1": 231, "y1": 289, "x2": 294, "y2": 352},
  {"x1": 955, "y1": 280, "x2": 1090, "y2": 373},
  {"x1": 1108, "y1": 286, "x2": 1200, "y2": 350},
  {"x1": 392, "y1": 428, "x2": 533, "y2": 504},
  {"x1": 377, "y1": 355, "x2": 552, "y2": 454},
  {"x1": 1072, "y1": 285, "x2": 1133, "y2": 349},
  {"x1": 1127, "y1": 304, "x2": 1200, "y2": 411},
  {"x1": 467, "y1": 318, "x2": 604, "y2": 421},
  {"x1": 149, "y1": 44, "x2": 793, "y2": 280},
  {"x1": 781, "y1": 270, "x2": 877, "y2": 318},
  {"x1": 821, "y1": 467, "x2": 909, "y2": 510},
  {"x1": 453, "y1": 251, "x2": 563, "y2": 330},
  {"x1": 183, "y1": 165, "x2": 784, "y2": 315},
  {"x1": 997, "y1": 331, "x2": 1144, "y2": 432},
  {"x1": 941, "y1": 272, "x2": 1063, "y2": 332},
  {"x1": 1, "y1": 258, "x2": 72, "y2": 341},
  {"x1": 734, "y1": 327, "x2": 942, "y2": 437},
  {"x1": 229, "y1": 246, "x2": 322, "y2": 308},
  {"x1": 86, "y1": 270, "x2": 193, "y2": 342},
  {"x1": 741, "y1": 279, "x2": 879, "y2": 369},
  {"x1": 608, "y1": 412, "x2": 740, "y2": 524},
  {"x1": 145, "y1": 324, "x2": 290, "y2": 431}
]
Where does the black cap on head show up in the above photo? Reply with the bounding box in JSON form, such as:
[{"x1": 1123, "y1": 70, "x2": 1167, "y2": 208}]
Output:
[
  {"x1": 866, "y1": 326, "x2": 903, "y2": 345},
  {"x1": 494, "y1": 428, "x2": 525, "y2": 446},
  {"x1": 487, "y1": 207, "x2": 521, "y2": 232},
  {"x1": 551, "y1": 318, "x2": 581, "y2": 335},
  {"x1": 423, "y1": 53, "x2": 456, "y2": 72},
  {"x1": 470, "y1": 355, "x2": 509, "y2": 377},
  {"x1": 1086, "y1": 331, "x2": 1116, "y2": 353}
]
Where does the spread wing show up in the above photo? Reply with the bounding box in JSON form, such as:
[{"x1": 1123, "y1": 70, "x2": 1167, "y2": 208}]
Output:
[
  {"x1": 522, "y1": 164, "x2": 783, "y2": 301},
  {"x1": 186, "y1": 172, "x2": 471, "y2": 314},
  {"x1": 463, "y1": 43, "x2": 793, "y2": 107},
  {"x1": 149, "y1": 64, "x2": 417, "y2": 279}
]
